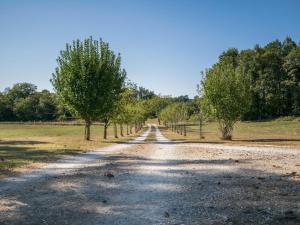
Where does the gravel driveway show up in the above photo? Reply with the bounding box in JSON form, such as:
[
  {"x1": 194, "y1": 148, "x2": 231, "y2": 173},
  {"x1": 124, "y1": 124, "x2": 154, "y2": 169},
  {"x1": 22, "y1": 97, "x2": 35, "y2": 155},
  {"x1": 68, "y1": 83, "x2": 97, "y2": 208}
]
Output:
[{"x1": 0, "y1": 125, "x2": 299, "y2": 225}]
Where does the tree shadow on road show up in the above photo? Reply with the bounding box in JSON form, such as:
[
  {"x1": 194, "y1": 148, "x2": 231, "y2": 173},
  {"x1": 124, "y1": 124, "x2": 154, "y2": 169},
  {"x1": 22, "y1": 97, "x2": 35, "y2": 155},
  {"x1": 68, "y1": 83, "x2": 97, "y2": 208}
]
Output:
[{"x1": 0, "y1": 152, "x2": 299, "y2": 225}]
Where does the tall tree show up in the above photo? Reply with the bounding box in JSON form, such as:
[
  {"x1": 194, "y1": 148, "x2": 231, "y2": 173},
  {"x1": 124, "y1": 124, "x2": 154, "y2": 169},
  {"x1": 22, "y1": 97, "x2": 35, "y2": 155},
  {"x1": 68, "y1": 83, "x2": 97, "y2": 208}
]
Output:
[
  {"x1": 97, "y1": 43, "x2": 126, "y2": 139},
  {"x1": 5, "y1": 83, "x2": 37, "y2": 104},
  {"x1": 202, "y1": 50, "x2": 251, "y2": 140},
  {"x1": 51, "y1": 37, "x2": 125, "y2": 140}
]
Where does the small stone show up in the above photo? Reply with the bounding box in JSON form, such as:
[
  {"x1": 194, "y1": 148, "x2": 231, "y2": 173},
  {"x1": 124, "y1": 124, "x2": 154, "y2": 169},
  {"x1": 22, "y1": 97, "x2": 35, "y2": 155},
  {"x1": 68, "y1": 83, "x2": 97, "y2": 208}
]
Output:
[
  {"x1": 102, "y1": 199, "x2": 107, "y2": 203},
  {"x1": 104, "y1": 172, "x2": 114, "y2": 178}
]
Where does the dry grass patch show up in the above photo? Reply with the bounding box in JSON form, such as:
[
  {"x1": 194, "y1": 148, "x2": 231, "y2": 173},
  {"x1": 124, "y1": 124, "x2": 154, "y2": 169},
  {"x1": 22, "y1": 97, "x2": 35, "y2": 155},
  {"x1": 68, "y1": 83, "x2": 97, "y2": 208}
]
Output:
[{"x1": 0, "y1": 123, "x2": 145, "y2": 176}]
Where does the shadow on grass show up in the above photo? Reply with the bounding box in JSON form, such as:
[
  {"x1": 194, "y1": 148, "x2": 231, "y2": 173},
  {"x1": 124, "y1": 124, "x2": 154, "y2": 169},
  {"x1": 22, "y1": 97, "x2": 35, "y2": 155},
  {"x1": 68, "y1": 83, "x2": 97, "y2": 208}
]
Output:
[
  {"x1": 0, "y1": 140, "x2": 49, "y2": 145},
  {"x1": 0, "y1": 144, "x2": 82, "y2": 172},
  {"x1": 0, "y1": 153, "x2": 299, "y2": 224},
  {"x1": 237, "y1": 138, "x2": 300, "y2": 143}
]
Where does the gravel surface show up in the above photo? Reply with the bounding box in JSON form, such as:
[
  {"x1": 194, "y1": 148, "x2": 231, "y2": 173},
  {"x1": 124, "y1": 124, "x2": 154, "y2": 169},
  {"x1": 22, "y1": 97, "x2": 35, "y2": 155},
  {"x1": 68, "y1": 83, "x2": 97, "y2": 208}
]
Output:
[{"x1": 0, "y1": 125, "x2": 299, "y2": 225}]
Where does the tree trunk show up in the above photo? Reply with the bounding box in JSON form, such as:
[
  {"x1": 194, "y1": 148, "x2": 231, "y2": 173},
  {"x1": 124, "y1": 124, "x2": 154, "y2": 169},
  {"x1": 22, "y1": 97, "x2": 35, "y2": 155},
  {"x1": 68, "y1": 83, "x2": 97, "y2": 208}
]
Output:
[
  {"x1": 130, "y1": 125, "x2": 132, "y2": 134},
  {"x1": 120, "y1": 123, "x2": 124, "y2": 136},
  {"x1": 184, "y1": 124, "x2": 186, "y2": 136},
  {"x1": 220, "y1": 121, "x2": 233, "y2": 140},
  {"x1": 113, "y1": 122, "x2": 118, "y2": 138},
  {"x1": 103, "y1": 120, "x2": 109, "y2": 139},
  {"x1": 127, "y1": 124, "x2": 129, "y2": 135},
  {"x1": 199, "y1": 117, "x2": 204, "y2": 139},
  {"x1": 180, "y1": 124, "x2": 183, "y2": 135},
  {"x1": 84, "y1": 120, "x2": 91, "y2": 141}
]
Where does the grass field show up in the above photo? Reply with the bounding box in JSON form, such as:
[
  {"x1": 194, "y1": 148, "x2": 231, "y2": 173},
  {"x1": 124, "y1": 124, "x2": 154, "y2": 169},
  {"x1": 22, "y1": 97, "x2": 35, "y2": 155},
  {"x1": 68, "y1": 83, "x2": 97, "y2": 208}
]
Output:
[
  {"x1": 0, "y1": 123, "x2": 144, "y2": 176},
  {"x1": 161, "y1": 119, "x2": 300, "y2": 147}
]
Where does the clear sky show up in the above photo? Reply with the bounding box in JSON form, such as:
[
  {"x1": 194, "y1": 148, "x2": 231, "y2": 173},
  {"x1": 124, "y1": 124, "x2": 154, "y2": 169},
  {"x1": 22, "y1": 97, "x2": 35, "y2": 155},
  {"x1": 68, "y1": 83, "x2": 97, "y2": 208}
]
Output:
[{"x1": 1, "y1": 0, "x2": 300, "y2": 97}]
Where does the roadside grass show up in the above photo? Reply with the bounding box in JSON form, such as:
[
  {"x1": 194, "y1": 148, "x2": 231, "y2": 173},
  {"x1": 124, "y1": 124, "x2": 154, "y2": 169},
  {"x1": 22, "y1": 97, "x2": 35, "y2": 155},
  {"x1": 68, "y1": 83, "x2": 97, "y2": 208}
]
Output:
[
  {"x1": 161, "y1": 119, "x2": 300, "y2": 147},
  {"x1": 0, "y1": 123, "x2": 144, "y2": 176}
]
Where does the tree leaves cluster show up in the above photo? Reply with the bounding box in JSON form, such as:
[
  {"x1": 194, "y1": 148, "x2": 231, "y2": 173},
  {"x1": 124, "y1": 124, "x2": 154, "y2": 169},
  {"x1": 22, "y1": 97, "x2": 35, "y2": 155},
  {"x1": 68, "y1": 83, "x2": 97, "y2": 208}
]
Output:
[
  {"x1": 160, "y1": 102, "x2": 189, "y2": 135},
  {"x1": 0, "y1": 83, "x2": 59, "y2": 121},
  {"x1": 238, "y1": 37, "x2": 300, "y2": 119}
]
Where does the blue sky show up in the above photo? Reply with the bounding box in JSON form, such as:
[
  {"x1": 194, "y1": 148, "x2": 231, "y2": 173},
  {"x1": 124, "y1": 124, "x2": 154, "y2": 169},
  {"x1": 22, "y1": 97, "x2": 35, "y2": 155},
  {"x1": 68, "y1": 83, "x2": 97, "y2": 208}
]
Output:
[{"x1": 0, "y1": 0, "x2": 300, "y2": 97}]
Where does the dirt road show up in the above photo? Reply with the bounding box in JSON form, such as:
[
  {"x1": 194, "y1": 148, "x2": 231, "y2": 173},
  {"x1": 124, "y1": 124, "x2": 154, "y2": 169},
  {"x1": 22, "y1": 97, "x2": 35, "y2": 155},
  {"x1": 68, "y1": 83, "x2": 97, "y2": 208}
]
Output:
[{"x1": 0, "y1": 125, "x2": 299, "y2": 225}]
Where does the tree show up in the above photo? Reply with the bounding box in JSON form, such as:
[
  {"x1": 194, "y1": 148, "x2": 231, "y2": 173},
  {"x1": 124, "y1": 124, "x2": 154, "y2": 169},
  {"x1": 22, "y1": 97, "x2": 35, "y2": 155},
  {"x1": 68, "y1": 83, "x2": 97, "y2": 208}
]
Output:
[
  {"x1": 13, "y1": 94, "x2": 39, "y2": 121},
  {"x1": 137, "y1": 86, "x2": 155, "y2": 100},
  {"x1": 6, "y1": 83, "x2": 37, "y2": 104},
  {"x1": 146, "y1": 96, "x2": 171, "y2": 124},
  {"x1": 283, "y1": 46, "x2": 300, "y2": 115},
  {"x1": 202, "y1": 51, "x2": 251, "y2": 140},
  {"x1": 36, "y1": 90, "x2": 58, "y2": 121},
  {"x1": 160, "y1": 102, "x2": 189, "y2": 135},
  {"x1": 51, "y1": 37, "x2": 126, "y2": 140},
  {"x1": 97, "y1": 46, "x2": 126, "y2": 139},
  {"x1": 0, "y1": 93, "x2": 14, "y2": 121}
]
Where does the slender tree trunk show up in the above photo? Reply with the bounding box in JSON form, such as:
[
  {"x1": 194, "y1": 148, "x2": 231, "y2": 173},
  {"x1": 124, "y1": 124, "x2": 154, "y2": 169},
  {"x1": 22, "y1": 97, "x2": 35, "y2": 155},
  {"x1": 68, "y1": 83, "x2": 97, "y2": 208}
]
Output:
[
  {"x1": 84, "y1": 120, "x2": 91, "y2": 141},
  {"x1": 127, "y1": 124, "x2": 129, "y2": 135},
  {"x1": 199, "y1": 118, "x2": 202, "y2": 139},
  {"x1": 130, "y1": 125, "x2": 133, "y2": 134},
  {"x1": 120, "y1": 123, "x2": 124, "y2": 136},
  {"x1": 113, "y1": 122, "x2": 118, "y2": 138},
  {"x1": 103, "y1": 120, "x2": 109, "y2": 139},
  {"x1": 199, "y1": 118, "x2": 203, "y2": 139},
  {"x1": 184, "y1": 124, "x2": 186, "y2": 136}
]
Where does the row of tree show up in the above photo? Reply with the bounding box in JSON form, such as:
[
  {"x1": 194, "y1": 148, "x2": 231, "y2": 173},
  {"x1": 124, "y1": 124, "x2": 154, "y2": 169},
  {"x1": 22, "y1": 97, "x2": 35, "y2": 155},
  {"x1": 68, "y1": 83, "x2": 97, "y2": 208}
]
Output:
[
  {"x1": 160, "y1": 37, "x2": 300, "y2": 140},
  {"x1": 201, "y1": 37, "x2": 300, "y2": 139},
  {"x1": 50, "y1": 37, "x2": 173, "y2": 140},
  {"x1": 1, "y1": 37, "x2": 299, "y2": 141},
  {"x1": 0, "y1": 38, "x2": 166, "y2": 140}
]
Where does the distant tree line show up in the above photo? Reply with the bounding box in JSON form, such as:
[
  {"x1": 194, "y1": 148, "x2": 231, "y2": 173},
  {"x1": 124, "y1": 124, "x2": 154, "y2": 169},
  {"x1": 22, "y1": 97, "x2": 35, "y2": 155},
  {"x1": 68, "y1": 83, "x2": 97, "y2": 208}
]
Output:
[
  {"x1": 0, "y1": 83, "x2": 64, "y2": 121},
  {"x1": 0, "y1": 82, "x2": 157, "y2": 122},
  {"x1": 222, "y1": 37, "x2": 300, "y2": 120}
]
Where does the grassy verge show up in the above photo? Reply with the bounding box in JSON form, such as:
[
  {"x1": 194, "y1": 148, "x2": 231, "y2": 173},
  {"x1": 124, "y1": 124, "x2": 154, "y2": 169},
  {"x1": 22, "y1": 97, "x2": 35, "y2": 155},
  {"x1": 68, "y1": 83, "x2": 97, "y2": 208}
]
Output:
[
  {"x1": 0, "y1": 123, "x2": 145, "y2": 176},
  {"x1": 160, "y1": 120, "x2": 300, "y2": 147}
]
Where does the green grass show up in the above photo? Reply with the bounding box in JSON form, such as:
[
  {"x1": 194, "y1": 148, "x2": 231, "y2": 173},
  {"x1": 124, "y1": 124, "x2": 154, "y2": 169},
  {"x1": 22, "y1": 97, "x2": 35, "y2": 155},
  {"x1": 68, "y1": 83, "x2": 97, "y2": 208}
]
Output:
[
  {"x1": 0, "y1": 123, "x2": 144, "y2": 175},
  {"x1": 162, "y1": 119, "x2": 300, "y2": 147}
]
